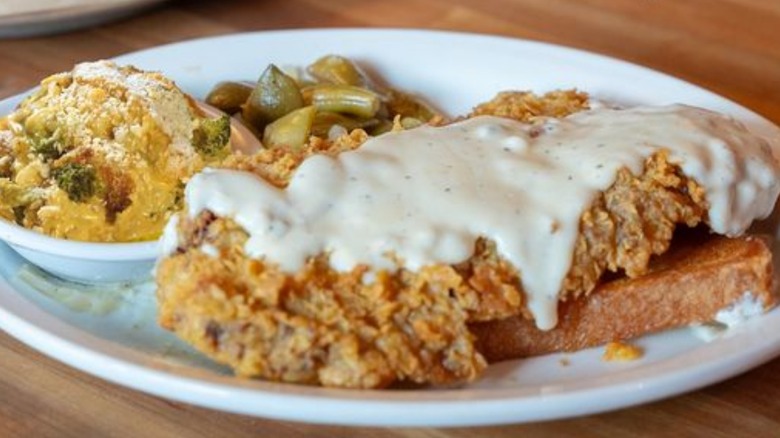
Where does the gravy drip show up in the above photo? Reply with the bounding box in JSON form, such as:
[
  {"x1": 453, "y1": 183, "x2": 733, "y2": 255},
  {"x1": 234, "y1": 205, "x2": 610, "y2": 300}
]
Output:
[{"x1": 181, "y1": 105, "x2": 780, "y2": 329}]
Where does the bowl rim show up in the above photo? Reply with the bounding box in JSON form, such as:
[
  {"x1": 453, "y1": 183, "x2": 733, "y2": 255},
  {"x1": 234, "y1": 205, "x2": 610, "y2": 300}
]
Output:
[{"x1": 0, "y1": 216, "x2": 159, "y2": 260}]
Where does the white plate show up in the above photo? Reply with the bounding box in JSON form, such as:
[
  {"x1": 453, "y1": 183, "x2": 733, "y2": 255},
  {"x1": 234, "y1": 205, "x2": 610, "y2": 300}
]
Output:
[
  {"x1": 1, "y1": 29, "x2": 780, "y2": 427},
  {"x1": 0, "y1": 0, "x2": 168, "y2": 38}
]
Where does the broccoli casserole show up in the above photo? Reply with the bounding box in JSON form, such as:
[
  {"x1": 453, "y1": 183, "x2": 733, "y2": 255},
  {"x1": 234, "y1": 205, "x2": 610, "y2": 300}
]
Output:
[{"x1": 0, "y1": 60, "x2": 230, "y2": 242}]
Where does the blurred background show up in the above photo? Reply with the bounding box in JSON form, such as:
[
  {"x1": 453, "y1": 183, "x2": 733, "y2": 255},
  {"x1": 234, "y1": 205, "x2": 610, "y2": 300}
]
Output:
[{"x1": 0, "y1": 0, "x2": 778, "y2": 123}]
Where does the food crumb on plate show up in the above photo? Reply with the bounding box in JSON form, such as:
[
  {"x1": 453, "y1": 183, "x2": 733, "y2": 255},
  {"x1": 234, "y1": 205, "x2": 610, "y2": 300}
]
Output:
[{"x1": 603, "y1": 341, "x2": 644, "y2": 362}]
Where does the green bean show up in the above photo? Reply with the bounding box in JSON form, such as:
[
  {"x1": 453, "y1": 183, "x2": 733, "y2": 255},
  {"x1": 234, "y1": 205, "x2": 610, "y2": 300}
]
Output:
[
  {"x1": 232, "y1": 113, "x2": 263, "y2": 139},
  {"x1": 243, "y1": 64, "x2": 304, "y2": 131},
  {"x1": 205, "y1": 81, "x2": 253, "y2": 114},
  {"x1": 311, "y1": 112, "x2": 379, "y2": 137},
  {"x1": 385, "y1": 89, "x2": 438, "y2": 122},
  {"x1": 367, "y1": 119, "x2": 395, "y2": 136},
  {"x1": 400, "y1": 117, "x2": 424, "y2": 130},
  {"x1": 307, "y1": 55, "x2": 367, "y2": 86},
  {"x1": 304, "y1": 84, "x2": 380, "y2": 119},
  {"x1": 263, "y1": 105, "x2": 316, "y2": 150}
]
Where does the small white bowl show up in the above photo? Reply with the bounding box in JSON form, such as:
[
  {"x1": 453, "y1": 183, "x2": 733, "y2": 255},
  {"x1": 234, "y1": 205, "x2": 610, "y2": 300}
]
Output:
[
  {"x1": 0, "y1": 102, "x2": 261, "y2": 283},
  {"x1": 0, "y1": 221, "x2": 158, "y2": 283}
]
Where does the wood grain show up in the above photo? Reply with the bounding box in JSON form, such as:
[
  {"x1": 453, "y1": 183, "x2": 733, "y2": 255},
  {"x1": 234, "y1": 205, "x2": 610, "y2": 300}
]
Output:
[{"x1": 0, "y1": 0, "x2": 779, "y2": 436}]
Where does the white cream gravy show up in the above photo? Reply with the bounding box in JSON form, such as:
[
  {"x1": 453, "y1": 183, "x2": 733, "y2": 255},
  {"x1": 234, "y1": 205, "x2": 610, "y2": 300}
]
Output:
[{"x1": 178, "y1": 105, "x2": 780, "y2": 329}]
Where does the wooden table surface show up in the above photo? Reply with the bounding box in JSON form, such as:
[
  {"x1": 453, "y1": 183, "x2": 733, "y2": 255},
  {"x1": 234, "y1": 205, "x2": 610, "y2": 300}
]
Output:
[{"x1": 1, "y1": 0, "x2": 779, "y2": 436}]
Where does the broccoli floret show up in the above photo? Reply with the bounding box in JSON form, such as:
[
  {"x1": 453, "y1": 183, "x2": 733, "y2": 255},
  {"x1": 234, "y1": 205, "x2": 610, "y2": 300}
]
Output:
[
  {"x1": 52, "y1": 163, "x2": 97, "y2": 202},
  {"x1": 192, "y1": 115, "x2": 231, "y2": 158},
  {"x1": 24, "y1": 120, "x2": 68, "y2": 161},
  {"x1": 28, "y1": 133, "x2": 66, "y2": 160},
  {"x1": 0, "y1": 179, "x2": 44, "y2": 225}
]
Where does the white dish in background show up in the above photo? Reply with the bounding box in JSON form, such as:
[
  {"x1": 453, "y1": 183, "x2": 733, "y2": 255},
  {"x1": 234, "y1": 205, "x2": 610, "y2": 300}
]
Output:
[
  {"x1": 0, "y1": 29, "x2": 779, "y2": 427},
  {"x1": 0, "y1": 101, "x2": 259, "y2": 284},
  {"x1": 0, "y1": 0, "x2": 168, "y2": 39}
]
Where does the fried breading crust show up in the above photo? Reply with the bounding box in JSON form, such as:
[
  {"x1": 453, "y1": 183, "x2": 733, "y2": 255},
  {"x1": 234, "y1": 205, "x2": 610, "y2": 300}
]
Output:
[
  {"x1": 469, "y1": 90, "x2": 590, "y2": 121},
  {"x1": 157, "y1": 157, "x2": 707, "y2": 388},
  {"x1": 156, "y1": 91, "x2": 708, "y2": 388},
  {"x1": 158, "y1": 212, "x2": 486, "y2": 388}
]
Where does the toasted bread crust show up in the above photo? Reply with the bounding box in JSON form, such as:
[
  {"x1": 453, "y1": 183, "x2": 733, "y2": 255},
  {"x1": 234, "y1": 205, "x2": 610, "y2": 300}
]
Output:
[{"x1": 470, "y1": 234, "x2": 776, "y2": 362}]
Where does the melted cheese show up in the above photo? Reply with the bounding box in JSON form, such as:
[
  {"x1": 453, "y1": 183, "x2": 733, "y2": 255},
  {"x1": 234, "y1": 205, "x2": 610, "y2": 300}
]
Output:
[{"x1": 176, "y1": 105, "x2": 780, "y2": 329}]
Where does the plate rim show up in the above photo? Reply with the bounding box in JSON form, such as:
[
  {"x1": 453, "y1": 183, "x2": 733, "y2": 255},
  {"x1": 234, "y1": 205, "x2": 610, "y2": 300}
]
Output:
[{"x1": 3, "y1": 278, "x2": 779, "y2": 427}]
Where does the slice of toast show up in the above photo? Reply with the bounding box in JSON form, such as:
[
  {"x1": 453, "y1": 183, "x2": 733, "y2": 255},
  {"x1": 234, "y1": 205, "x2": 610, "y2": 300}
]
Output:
[{"x1": 469, "y1": 232, "x2": 776, "y2": 362}]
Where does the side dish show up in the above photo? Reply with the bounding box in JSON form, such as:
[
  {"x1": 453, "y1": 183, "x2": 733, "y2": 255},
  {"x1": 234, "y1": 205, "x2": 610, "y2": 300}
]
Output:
[
  {"x1": 206, "y1": 54, "x2": 441, "y2": 148},
  {"x1": 0, "y1": 61, "x2": 231, "y2": 242}
]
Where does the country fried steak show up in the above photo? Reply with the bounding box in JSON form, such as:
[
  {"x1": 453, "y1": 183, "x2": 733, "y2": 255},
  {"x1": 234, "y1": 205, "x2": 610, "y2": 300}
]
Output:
[{"x1": 155, "y1": 90, "x2": 753, "y2": 388}]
